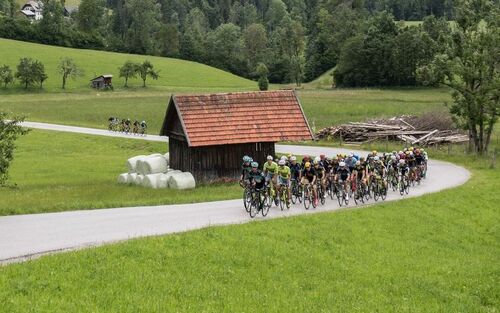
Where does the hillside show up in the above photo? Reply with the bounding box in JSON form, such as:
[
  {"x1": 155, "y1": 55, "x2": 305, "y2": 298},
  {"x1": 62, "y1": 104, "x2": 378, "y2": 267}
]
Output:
[{"x1": 0, "y1": 38, "x2": 256, "y2": 92}]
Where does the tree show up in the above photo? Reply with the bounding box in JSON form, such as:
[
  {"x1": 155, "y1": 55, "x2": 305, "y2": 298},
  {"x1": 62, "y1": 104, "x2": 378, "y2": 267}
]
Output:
[
  {"x1": 124, "y1": 0, "x2": 161, "y2": 55},
  {"x1": 119, "y1": 61, "x2": 139, "y2": 87},
  {"x1": 243, "y1": 23, "x2": 268, "y2": 73},
  {"x1": 32, "y1": 60, "x2": 48, "y2": 88},
  {"x1": 281, "y1": 19, "x2": 306, "y2": 86},
  {"x1": 207, "y1": 23, "x2": 244, "y2": 74},
  {"x1": 59, "y1": 58, "x2": 83, "y2": 89},
  {"x1": 417, "y1": 0, "x2": 500, "y2": 154},
  {"x1": 0, "y1": 113, "x2": 29, "y2": 186},
  {"x1": 0, "y1": 65, "x2": 14, "y2": 88},
  {"x1": 137, "y1": 60, "x2": 159, "y2": 87},
  {"x1": 15, "y1": 58, "x2": 36, "y2": 89},
  {"x1": 256, "y1": 63, "x2": 269, "y2": 91},
  {"x1": 76, "y1": 0, "x2": 106, "y2": 33}
]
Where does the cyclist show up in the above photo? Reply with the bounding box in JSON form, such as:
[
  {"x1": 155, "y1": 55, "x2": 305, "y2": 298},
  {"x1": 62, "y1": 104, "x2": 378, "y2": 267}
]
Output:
[
  {"x1": 276, "y1": 159, "x2": 291, "y2": 205},
  {"x1": 313, "y1": 160, "x2": 326, "y2": 199},
  {"x1": 301, "y1": 155, "x2": 311, "y2": 168},
  {"x1": 301, "y1": 162, "x2": 318, "y2": 206},
  {"x1": 240, "y1": 155, "x2": 253, "y2": 185},
  {"x1": 140, "y1": 120, "x2": 148, "y2": 134},
  {"x1": 263, "y1": 155, "x2": 279, "y2": 202},
  {"x1": 351, "y1": 160, "x2": 365, "y2": 193},
  {"x1": 248, "y1": 162, "x2": 266, "y2": 210},
  {"x1": 132, "y1": 120, "x2": 140, "y2": 134},
  {"x1": 335, "y1": 161, "x2": 351, "y2": 200},
  {"x1": 372, "y1": 156, "x2": 387, "y2": 190},
  {"x1": 414, "y1": 149, "x2": 425, "y2": 179},
  {"x1": 289, "y1": 156, "x2": 301, "y2": 181}
]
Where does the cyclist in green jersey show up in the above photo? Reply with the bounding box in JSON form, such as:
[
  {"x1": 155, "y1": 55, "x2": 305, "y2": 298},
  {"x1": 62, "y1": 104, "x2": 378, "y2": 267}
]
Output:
[
  {"x1": 263, "y1": 155, "x2": 279, "y2": 200},
  {"x1": 276, "y1": 159, "x2": 291, "y2": 205}
]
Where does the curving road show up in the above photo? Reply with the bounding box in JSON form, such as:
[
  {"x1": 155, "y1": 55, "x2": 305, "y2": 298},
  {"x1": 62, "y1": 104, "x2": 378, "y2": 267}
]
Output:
[{"x1": 0, "y1": 122, "x2": 470, "y2": 264}]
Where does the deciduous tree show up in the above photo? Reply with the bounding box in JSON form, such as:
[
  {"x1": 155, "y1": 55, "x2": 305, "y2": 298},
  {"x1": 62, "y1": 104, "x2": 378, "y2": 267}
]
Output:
[
  {"x1": 59, "y1": 58, "x2": 83, "y2": 89},
  {"x1": 0, "y1": 113, "x2": 29, "y2": 186}
]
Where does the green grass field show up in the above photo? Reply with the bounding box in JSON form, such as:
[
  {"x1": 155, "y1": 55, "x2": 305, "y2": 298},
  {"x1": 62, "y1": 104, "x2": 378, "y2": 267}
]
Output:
[
  {"x1": 0, "y1": 154, "x2": 497, "y2": 312},
  {"x1": 0, "y1": 130, "x2": 241, "y2": 215},
  {"x1": 0, "y1": 38, "x2": 255, "y2": 92},
  {"x1": 0, "y1": 88, "x2": 451, "y2": 134}
]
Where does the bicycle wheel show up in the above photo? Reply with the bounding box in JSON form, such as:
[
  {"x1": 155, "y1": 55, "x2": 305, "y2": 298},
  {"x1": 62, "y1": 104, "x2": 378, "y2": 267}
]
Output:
[
  {"x1": 284, "y1": 187, "x2": 290, "y2": 210},
  {"x1": 338, "y1": 188, "x2": 343, "y2": 207},
  {"x1": 373, "y1": 184, "x2": 379, "y2": 201},
  {"x1": 320, "y1": 186, "x2": 325, "y2": 205},
  {"x1": 303, "y1": 186, "x2": 311, "y2": 210},
  {"x1": 291, "y1": 183, "x2": 298, "y2": 204},
  {"x1": 261, "y1": 194, "x2": 270, "y2": 217},
  {"x1": 381, "y1": 185, "x2": 387, "y2": 200},
  {"x1": 249, "y1": 197, "x2": 259, "y2": 218},
  {"x1": 399, "y1": 177, "x2": 405, "y2": 196},
  {"x1": 404, "y1": 177, "x2": 410, "y2": 194},
  {"x1": 243, "y1": 188, "x2": 252, "y2": 213},
  {"x1": 279, "y1": 190, "x2": 285, "y2": 211}
]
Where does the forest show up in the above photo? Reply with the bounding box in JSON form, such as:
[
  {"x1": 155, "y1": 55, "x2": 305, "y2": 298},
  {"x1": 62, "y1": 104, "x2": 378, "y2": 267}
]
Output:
[{"x1": 0, "y1": 0, "x2": 474, "y2": 85}]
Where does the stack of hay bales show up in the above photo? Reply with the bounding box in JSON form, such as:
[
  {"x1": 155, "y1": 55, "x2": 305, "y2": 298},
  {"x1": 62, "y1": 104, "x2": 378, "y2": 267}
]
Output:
[{"x1": 117, "y1": 153, "x2": 195, "y2": 190}]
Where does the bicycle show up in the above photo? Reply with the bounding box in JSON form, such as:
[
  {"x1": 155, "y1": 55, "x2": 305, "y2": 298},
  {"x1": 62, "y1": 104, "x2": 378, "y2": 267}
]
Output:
[
  {"x1": 352, "y1": 177, "x2": 365, "y2": 205},
  {"x1": 337, "y1": 179, "x2": 349, "y2": 207},
  {"x1": 291, "y1": 178, "x2": 302, "y2": 204},
  {"x1": 303, "y1": 183, "x2": 315, "y2": 210},
  {"x1": 399, "y1": 171, "x2": 410, "y2": 195},
  {"x1": 372, "y1": 174, "x2": 387, "y2": 201},
  {"x1": 240, "y1": 181, "x2": 252, "y2": 213},
  {"x1": 278, "y1": 183, "x2": 291, "y2": 211},
  {"x1": 316, "y1": 180, "x2": 326, "y2": 206},
  {"x1": 249, "y1": 187, "x2": 268, "y2": 218}
]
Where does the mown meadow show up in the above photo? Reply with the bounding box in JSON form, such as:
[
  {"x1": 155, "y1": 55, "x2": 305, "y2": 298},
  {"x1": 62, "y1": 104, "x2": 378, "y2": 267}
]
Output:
[{"x1": 0, "y1": 153, "x2": 497, "y2": 312}]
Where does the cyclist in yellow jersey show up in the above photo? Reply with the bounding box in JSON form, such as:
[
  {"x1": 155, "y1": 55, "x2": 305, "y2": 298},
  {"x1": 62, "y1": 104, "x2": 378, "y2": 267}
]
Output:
[
  {"x1": 276, "y1": 159, "x2": 291, "y2": 205},
  {"x1": 263, "y1": 155, "x2": 279, "y2": 200}
]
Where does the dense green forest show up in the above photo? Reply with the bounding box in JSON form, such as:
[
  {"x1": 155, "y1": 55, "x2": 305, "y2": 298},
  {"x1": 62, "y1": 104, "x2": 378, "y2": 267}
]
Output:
[{"x1": 0, "y1": 0, "x2": 493, "y2": 86}]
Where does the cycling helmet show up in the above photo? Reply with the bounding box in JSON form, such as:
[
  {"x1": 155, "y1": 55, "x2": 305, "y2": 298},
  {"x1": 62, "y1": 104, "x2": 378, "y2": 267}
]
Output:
[
  {"x1": 278, "y1": 160, "x2": 286, "y2": 166},
  {"x1": 348, "y1": 153, "x2": 353, "y2": 158},
  {"x1": 280, "y1": 155, "x2": 287, "y2": 161},
  {"x1": 243, "y1": 155, "x2": 251, "y2": 162},
  {"x1": 303, "y1": 155, "x2": 310, "y2": 160},
  {"x1": 320, "y1": 154, "x2": 326, "y2": 159},
  {"x1": 251, "y1": 162, "x2": 259, "y2": 168},
  {"x1": 391, "y1": 155, "x2": 396, "y2": 161},
  {"x1": 374, "y1": 156, "x2": 380, "y2": 161},
  {"x1": 399, "y1": 159, "x2": 405, "y2": 164},
  {"x1": 410, "y1": 147, "x2": 414, "y2": 151},
  {"x1": 313, "y1": 160, "x2": 319, "y2": 165},
  {"x1": 372, "y1": 150, "x2": 378, "y2": 155},
  {"x1": 290, "y1": 156, "x2": 297, "y2": 161},
  {"x1": 314, "y1": 156, "x2": 321, "y2": 163},
  {"x1": 266, "y1": 155, "x2": 273, "y2": 161},
  {"x1": 355, "y1": 161, "x2": 361, "y2": 166},
  {"x1": 339, "y1": 161, "x2": 346, "y2": 167},
  {"x1": 410, "y1": 152, "x2": 414, "y2": 157},
  {"x1": 305, "y1": 162, "x2": 311, "y2": 168},
  {"x1": 415, "y1": 149, "x2": 420, "y2": 154}
]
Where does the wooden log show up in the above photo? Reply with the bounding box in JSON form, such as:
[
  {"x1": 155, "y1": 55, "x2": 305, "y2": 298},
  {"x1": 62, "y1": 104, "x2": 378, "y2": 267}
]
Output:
[{"x1": 412, "y1": 129, "x2": 439, "y2": 145}]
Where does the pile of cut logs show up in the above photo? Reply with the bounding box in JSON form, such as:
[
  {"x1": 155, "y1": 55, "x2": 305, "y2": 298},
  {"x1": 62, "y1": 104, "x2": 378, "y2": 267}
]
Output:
[{"x1": 315, "y1": 114, "x2": 469, "y2": 146}]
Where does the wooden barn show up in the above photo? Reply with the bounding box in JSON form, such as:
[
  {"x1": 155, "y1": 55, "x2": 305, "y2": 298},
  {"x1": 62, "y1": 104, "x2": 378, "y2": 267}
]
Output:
[
  {"x1": 90, "y1": 75, "x2": 113, "y2": 89},
  {"x1": 160, "y1": 90, "x2": 314, "y2": 182}
]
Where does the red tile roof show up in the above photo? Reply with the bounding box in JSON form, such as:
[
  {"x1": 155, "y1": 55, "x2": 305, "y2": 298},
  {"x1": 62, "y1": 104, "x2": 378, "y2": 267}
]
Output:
[{"x1": 168, "y1": 90, "x2": 314, "y2": 147}]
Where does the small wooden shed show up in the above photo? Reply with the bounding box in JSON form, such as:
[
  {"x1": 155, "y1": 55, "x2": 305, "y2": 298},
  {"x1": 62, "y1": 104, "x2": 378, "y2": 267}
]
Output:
[
  {"x1": 159, "y1": 90, "x2": 314, "y2": 182},
  {"x1": 90, "y1": 75, "x2": 113, "y2": 89}
]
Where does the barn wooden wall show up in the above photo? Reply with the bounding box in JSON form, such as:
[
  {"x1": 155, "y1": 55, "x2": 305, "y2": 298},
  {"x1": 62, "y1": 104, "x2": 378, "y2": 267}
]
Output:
[{"x1": 169, "y1": 139, "x2": 275, "y2": 182}]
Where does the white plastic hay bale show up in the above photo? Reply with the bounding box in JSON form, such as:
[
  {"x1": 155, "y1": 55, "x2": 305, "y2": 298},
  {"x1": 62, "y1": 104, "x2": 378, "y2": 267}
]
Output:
[
  {"x1": 136, "y1": 154, "x2": 165, "y2": 175},
  {"x1": 126, "y1": 155, "x2": 146, "y2": 173},
  {"x1": 127, "y1": 173, "x2": 138, "y2": 184},
  {"x1": 117, "y1": 173, "x2": 129, "y2": 184},
  {"x1": 158, "y1": 170, "x2": 182, "y2": 189},
  {"x1": 134, "y1": 174, "x2": 145, "y2": 186},
  {"x1": 163, "y1": 153, "x2": 170, "y2": 166},
  {"x1": 168, "y1": 172, "x2": 196, "y2": 190},
  {"x1": 143, "y1": 174, "x2": 163, "y2": 189},
  {"x1": 143, "y1": 156, "x2": 168, "y2": 175}
]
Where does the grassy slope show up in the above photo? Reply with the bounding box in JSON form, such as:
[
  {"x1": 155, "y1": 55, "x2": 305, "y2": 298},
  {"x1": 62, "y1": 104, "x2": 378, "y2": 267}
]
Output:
[
  {"x1": 0, "y1": 88, "x2": 451, "y2": 134},
  {"x1": 0, "y1": 155, "x2": 497, "y2": 312},
  {"x1": 0, "y1": 38, "x2": 255, "y2": 92},
  {"x1": 0, "y1": 130, "x2": 240, "y2": 215}
]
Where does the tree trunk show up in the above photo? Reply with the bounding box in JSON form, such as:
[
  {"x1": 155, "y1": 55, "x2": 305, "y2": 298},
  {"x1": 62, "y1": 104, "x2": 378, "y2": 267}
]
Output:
[
  {"x1": 124, "y1": 76, "x2": 128, "y2": 87},
  {"x1": 142, "y1": 78, "x2": 146, "y2": 87},
  {"x1": 62, "y1": 74, "x2": 66, "y2": 89}
]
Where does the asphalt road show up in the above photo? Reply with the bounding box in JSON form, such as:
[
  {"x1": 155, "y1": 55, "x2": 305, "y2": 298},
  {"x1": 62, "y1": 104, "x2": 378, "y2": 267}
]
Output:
[{"x1": 0, "y1": 122, "x2": 470, "y2": 264}]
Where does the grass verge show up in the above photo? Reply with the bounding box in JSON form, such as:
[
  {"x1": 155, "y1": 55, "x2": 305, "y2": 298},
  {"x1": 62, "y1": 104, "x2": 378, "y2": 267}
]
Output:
[
  {"x1": 0, "y1": 155, "x2": 497, "y2": 312},
  {"x1": 0, "y1": 130, "x2": 240, "y2": 215}
]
